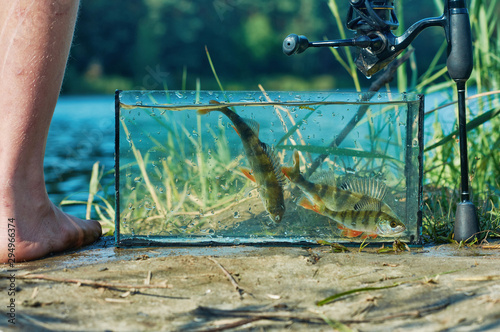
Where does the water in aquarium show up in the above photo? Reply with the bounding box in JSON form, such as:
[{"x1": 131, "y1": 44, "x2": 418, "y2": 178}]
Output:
[{"x1": 116, "y1": 90, "x2": 423, "y2": 245}]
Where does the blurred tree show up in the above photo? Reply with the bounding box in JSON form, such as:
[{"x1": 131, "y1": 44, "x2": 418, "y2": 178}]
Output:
[{"x1": 62, "y1": 0, "x2": 465, "y2": 94}]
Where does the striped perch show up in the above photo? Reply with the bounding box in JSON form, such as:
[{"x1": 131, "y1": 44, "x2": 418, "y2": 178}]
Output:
[
  {"x1": 282, "y1": 151, "x2": 405, "y2": 238},
  {"x1": 198, "y1": 100, "x2": 285, "y2": 223}
]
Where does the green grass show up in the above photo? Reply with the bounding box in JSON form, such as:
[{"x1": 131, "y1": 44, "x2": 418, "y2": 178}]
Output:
[{"x1": 418, "y1": 0, "x2": 500, "y2": 243}]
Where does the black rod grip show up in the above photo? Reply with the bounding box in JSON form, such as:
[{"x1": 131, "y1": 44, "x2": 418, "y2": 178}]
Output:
[{"x1": 446, "y1": 2, "x2": 473, "y2": 81}]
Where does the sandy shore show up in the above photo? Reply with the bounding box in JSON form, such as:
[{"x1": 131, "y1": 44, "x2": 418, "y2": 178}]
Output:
[{"x1": 1, "y1": 237, "x2": 499, "y2": 331}]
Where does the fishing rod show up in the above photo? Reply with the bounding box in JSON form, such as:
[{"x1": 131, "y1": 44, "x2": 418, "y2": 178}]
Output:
[{"x1": 283, "y1": 0, "x2": 479, "y2": 242}]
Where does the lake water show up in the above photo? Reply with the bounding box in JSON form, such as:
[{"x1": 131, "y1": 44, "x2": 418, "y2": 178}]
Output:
[
  {"x1": 46, "y1": 90, "x2": 483, "y2": 218},
  {"x1": 47, "y1": 95, "x2": 115, "y2": 216}
]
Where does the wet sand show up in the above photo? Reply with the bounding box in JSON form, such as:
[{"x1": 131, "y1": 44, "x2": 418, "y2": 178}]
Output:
[{"x1": 1, "y1": 237, "x2": 500, "y2": 331}]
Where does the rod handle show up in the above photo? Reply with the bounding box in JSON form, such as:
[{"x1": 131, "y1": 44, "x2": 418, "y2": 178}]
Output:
[{"x1": 446, "y1": 1, "x2": 473, "y2": 81}]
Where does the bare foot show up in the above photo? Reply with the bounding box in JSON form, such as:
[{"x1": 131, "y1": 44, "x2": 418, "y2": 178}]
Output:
[{"x1": 1, "y1": 197, "x2": 102, "y2": 263}]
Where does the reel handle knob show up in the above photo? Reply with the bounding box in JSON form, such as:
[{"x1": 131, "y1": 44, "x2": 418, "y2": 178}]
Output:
[{"x1": 283, "y1": 34, "x2": 310, "y2": 56}]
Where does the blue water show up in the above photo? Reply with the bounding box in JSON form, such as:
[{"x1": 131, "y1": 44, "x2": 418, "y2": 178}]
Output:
[{"x1": 46, "y1": 95, "x2": 115, "y2": 215}]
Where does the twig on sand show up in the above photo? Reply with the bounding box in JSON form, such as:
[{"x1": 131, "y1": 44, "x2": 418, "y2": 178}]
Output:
[
  {"x1": 455, "y1": 275, "x2": 500, "y2": 281},
  {"x1": 188, "y1": 316, "x2": 262, "y2": 332},
  {"x1": 144, "y1": 270, "x2": 152, "y2": 285},
  {"x1": 104, "y1": 298, "x2": 133, "y2": 304},
  {"x1": 481, "y1": 244, "x2": 500, "y2": 249},
  {"x1": 195, "y1": 305, "x2": 324, "y2": 323},
  {"x1": 207, "y1": 257, "x2": 246, "y2": 299},
  {"x1": 187, "y1": 301, "x2": 448, "y2": 332},
  {"x1": 366, "y1": 301, "x2": 450, "y2": 321},
  {"x1": 188, "y1": 306, "x2": 324, "y2": 332},
  {"x1": 2, "y1": 273, "x2": 171, "y2": 290}
]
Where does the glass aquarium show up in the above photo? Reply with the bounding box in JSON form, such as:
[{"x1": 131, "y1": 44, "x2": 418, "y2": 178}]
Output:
[{"x1": 115, "y1": 90, "x2": 423, "y2": 246}]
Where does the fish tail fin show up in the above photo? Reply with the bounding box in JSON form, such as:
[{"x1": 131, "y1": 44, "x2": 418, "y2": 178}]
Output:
[
  {"x1": 282, "y1": 150, "x2": 301, "y2": 181},
  {"x1": 197, "y1": 100, "x2": 222, "y2": 116},
  {"x1": 197, "y1": 108, "x2": 212, "y2": 115}
]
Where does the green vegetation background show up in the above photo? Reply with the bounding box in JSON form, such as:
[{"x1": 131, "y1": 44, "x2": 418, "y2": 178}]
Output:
[{"x1": 63, "y1": 0, "x2": 457, "y2": 94}]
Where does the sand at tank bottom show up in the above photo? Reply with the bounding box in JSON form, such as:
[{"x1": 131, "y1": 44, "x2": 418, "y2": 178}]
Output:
[{"x1": 1, "y1": 237, "x2": 500, "y2": 331}]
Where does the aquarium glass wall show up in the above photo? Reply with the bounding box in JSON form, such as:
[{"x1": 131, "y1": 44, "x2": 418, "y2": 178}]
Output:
[{"x1": 115, "y1": 90, "x2": 423, "y2": 245}]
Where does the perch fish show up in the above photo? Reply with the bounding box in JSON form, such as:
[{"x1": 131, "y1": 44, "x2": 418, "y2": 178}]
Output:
[
  {"x1": 198, "y1": 100, "x2": 285, "y2": 223},
  {"x1": 282, "y1": 151, "x2": 405, "y2": 238}
]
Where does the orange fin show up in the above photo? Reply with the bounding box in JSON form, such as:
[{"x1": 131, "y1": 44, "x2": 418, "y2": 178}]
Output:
[
  {"x1": 282, "y1": 166, "x2": 293, "y2": 180},
  {"x1": 337, "y1": 224, "x2": 364, "y2": 238},
  {"x1": 298, "y1": 197, "x2": 321, "y2": 213},
  {"x1": 232, "y1": 125, "x2": 241, "y2": 137},
  {"x1": 345, "y1": 229, "x2": 364, "y2": 238},
  {"x1": 240, "y1": 167, "x2": 256, "y2": 183}
]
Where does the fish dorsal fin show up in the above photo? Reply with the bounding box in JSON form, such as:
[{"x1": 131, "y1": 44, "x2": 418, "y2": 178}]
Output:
[
  {"x1": 338, "y1": 177, "x2": 387, "y2": 201},
  {"x1": 243, "y1": 118, "x2": 260, "y2": 137},
  {"x1": 308, "y1": 170, "x2": 337, "y2": 186},
  {"x1": 262, "y1": 143, "x2": 286, "y2": 185},
  {"x1": 353, "y1": 196, "x2": 382, "y2": 211}
]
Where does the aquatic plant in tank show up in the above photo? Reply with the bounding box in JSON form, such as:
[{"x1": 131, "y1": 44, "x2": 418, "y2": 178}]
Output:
[{"x1": 115, "y1": 90, "x2": 423, "y2": 245}]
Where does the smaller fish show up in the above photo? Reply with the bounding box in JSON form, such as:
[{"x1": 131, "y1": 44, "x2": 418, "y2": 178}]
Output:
[
  {"x1": 198, "y1": 101, "x2": 285, "y2": 223},
  {"x1": 282, "y1": 151, "x2": 405, "y2": 238},
  {"x1": 322, "y1": 206, "x2": 405, "y2": 238}
]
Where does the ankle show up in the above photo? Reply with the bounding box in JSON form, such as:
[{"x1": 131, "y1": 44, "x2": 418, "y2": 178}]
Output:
[{"x1": 0, "y1": 170, "x2": 49, "y2": 203}]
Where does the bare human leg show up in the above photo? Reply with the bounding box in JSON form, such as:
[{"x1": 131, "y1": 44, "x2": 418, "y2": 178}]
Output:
[{"x1": 0, "y1": 0, "x2": 101, "y2": 263}]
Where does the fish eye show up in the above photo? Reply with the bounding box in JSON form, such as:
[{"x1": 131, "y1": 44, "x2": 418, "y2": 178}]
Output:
[{"x1": 390, "y1": 221, "x2": 397, "y2": 228}]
